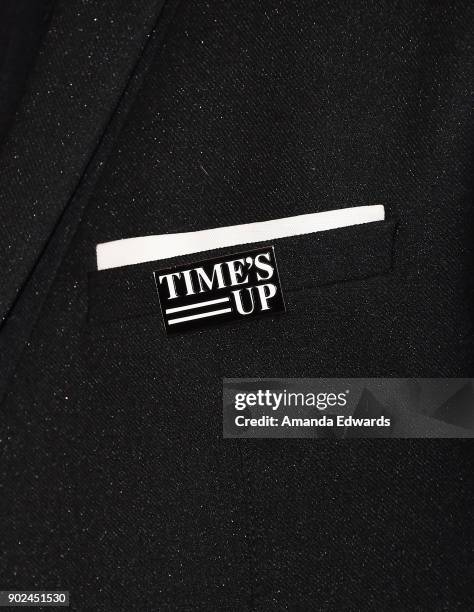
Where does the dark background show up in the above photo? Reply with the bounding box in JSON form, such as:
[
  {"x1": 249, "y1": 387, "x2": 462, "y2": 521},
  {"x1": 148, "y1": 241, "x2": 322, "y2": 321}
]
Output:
[
  {"x1": 0, "y1": 2, "x2": 473, "y2": 610},
  {"x1": 0, "y1": 0, "x2": 54, "y2": 144}
]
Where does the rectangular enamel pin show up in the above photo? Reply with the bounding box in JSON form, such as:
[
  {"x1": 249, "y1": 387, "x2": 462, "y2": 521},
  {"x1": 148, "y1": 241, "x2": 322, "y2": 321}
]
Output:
[{"x1": 153, "y1": 246, "x2": 285, "y2": 334}]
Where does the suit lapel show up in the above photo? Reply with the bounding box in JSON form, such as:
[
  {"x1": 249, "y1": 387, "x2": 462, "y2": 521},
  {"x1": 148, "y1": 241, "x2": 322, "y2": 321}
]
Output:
[{"x1": 0, "y1": 0, "x2": 166, "y2": 326}]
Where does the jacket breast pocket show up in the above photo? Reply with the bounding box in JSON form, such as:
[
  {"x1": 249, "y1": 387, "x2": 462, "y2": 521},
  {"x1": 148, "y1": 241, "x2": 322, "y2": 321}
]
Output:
[
  {"x1": 84, "y1": 216, "x2": 397, "y2": 401},
  {"x1": 88, "y1": 217, "x2": 397, "y2": 329}
]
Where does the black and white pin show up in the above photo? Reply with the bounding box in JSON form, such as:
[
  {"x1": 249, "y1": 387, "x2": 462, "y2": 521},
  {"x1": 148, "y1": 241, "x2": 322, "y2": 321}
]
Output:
[{"x1": 153, "y1": 246, "x2": 285, "y2": 334}]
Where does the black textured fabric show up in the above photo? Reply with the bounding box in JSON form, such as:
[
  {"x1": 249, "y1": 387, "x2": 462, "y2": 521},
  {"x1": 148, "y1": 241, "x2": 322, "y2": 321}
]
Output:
[
  {"x1": 0, "y1": 0, "x2": 54, "y2": 145},
  {"x1": 0, "y1": 1, "x2": 473, "y2": 610}
]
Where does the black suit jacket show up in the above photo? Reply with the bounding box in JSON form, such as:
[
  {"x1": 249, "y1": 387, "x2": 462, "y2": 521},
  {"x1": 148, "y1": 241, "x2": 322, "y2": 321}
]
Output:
[{"x1": 0, "y1": 1, "x2": 473, "y2": 610}]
